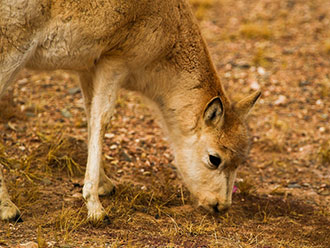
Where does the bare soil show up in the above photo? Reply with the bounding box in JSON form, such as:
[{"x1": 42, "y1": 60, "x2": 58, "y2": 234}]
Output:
[{"x1": 1, "y1": 0, "x2": 329, "y2": 247}]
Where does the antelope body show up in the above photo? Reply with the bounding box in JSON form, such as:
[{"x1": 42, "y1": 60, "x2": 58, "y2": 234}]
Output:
[{"x1": 0, "y1": 0, "x2": 260, "y2": 222}]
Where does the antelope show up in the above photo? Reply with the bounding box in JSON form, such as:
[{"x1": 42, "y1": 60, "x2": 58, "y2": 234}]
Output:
[{"x1": 0, "y1": 0, "x2": 260, "y2": 222}]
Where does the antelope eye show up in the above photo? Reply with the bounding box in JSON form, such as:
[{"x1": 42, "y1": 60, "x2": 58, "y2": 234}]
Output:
[{"x1": 208, "y1": 154, "x2": 222, "y2": 169}]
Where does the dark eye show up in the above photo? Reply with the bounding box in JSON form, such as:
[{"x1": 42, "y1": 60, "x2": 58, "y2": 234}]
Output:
[{"x1": 208, "y1": 154, "x2": 222, "y2": 169}]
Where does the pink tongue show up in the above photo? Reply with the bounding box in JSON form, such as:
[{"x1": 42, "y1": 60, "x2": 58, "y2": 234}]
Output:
[{"x1": 232, "y1": 185, "x2": 238, "y2": 194}]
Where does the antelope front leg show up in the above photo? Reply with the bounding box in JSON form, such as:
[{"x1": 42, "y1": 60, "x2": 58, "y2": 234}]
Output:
[
  {"x1": 78, "y1": 72, "x2": 115, "y2": 197},
  {"x1": 0, "y1": 165, "x2": 22, "y2": 222},
  {"x1": 82, "y1": 60, "x2": 127, "y2": 222}
]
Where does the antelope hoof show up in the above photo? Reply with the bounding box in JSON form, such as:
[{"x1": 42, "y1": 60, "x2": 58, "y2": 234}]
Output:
[
  {"x1": 86, "y1": 199, "x2": 109, "y2": 224},
  {"x1": 0, "y1": 199, "x2": 23, "y2": 222},
  {"x1": 98, "y1": 178, "x2": 115, "y2": 196},
  {"x1": 88, "y1": 213, "x2": 111, "y2": 225}
]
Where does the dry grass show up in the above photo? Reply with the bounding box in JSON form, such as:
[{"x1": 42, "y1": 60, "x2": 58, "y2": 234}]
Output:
[
  {"x1": 256, "y1": 115, "x2": 288, "y2": 153},
  {"x1": 239, "y1": 23, "x2": 273, "y2": 39},
  {"x1": 189, "y1": 0, "x2": 215, "y2": 20},
  {"x1": 318, "y1": 77, "x2": 330, "y2": 98},
  {"x1": 35, "y1": 133, "x2": 86, "y2": 176},
  {"x1": 318, "y1": 141, "x2": 330, "y2": 166},
  {"x1": 252, "y1": 48, "x2": 273, "y2": 67},
  {"x1": 324, "y1": 39, "x2": 330, "y2": 54},
  {"x1": 51, "y1": 205, "x2": 87, "y2": 242},
  {"x1": 0, "y1": 90, "x2": 26, "y2": 123}
]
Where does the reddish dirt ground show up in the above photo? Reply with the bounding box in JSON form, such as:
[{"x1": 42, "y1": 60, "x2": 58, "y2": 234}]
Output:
[{"x1": 1, "y1": 0, "x2": 329, "y2": 247}]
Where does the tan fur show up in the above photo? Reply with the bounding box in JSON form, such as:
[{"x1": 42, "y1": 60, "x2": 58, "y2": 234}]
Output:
[{"x1": 0, "y1": 0, "x2": 260, "y2": 221}]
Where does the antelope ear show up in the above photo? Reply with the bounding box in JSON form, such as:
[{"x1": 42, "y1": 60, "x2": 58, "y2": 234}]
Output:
[
  {"x1": 203, "y1": 97, "x2": 224, "y2": 126},
  {"x1": 235, "y1": 90, "x2": 261, "y2": 119}
]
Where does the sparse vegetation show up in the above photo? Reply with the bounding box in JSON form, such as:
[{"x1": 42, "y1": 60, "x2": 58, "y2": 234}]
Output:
[
  {"x1": 189, "y1": 0, "x2": 215, "y2": 20},
  {"x1": 324, "y1": 39, "x2": 330, "y2": 54},
  {"x1": 36, "y1": 133, "x2": 85, "y2": 176},
  {"x1": 318, "y1": 77, "x2": 330, "y2": 98},
  {"x1": 239, "y1": 23, "x2": 273, "y2": 39},
  {"x1": 252, "y1": 47, "x2": 273, "y2": 67},
  {"x1": 318, "y1": 141, "x2": 330, "y2": 166},
  {"x1": 52, "y1": 205, "x2": 87, "y2": 242},
  {"x1": 0, "y1": 90, "x2": 26, "y2": 123}
]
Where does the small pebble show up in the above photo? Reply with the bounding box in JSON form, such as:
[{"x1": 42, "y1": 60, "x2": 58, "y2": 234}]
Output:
[
  {"x1": 274, "y1": 95, "x2": 287, "y2": 105},
  {"x1": 72, "y1": 193, "x2": 82, "y2": 198},
  {"x1": 25, "y1": 112, "x2": 36, "y2": 117},
  {"x1": 104, "y1": 154, "x2": 114, "y2": 160},
  {"x1": 224, "y1": 72, "x2": 231, "y2": 78},
  {"x1": 18, "y1": 146, "x2": 26, "y2": 151},
  {"x1": 143, "y1": 171, "x2": 151, "y2": 176},
  {"x1": 17, "y1": 242, "x2": 38, "y2": 248},
  {"x1": 299, "y1": 80, "x2": 311, "y2": 87},
  {"x1": 61, "y1": 109, "x2": 72, "y2": 118},
  {"x1": 250, "y1": 81, "x2": 261, "y2": 90},
  {"x1": 68, "y1": 87, "x2": 81, "y2": 95},
  {"x1": 121, "y1": 152, "x2": 132, "y2": 162},
  {"x1": 318, "y1": 188, "x2": 330, "y2": 196},
  {"x1": 302, "y1": 183, "x2": 311, "y2": 187},
  {"x1": 104, "y1": 133, "x2": 115, "y2": 139},
  {"x1": 316, "y1": 99, "x2": 323, "y2": 105},
  {"x1": 257, "y1": 67, "x2": 266, "y2": 75},
  {"x1": 110, "y1": 144, "x2": 117, "y2": 150},
  {"x1": 287, "y1": 183, "x2": 301, "y2": 189}
]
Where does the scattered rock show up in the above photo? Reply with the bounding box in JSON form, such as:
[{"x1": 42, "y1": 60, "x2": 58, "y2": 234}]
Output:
[
  {"x1": 68, "y1": 87, "x2": 81, "y2": 95},
  {"x1": 16, "y1": 242, "x2": 38, "y2": 248},
  {"x1": 250, "y1": 81, "x2": 261, "y2": 90},
  {"x1": 257, "y1": 67, "x2": 266, "y2": 75},
  {"x1": 319, "y1": 126, "x2": 325, "y2": 132},
  {"x1": 302, "y1": 183, "x2": 311, "y2": 188},
  {"x1": 299, "y1": 80, "x2": 311, "y2": 87},
  {"x1": 169, "y1": 173, "x2": 176, "y2": 179},
  {"x1": 105, "y1": 154, "x2": 114, "y2": 160},
  {"x1": 317, "y1": 185, "x2": 330, "y2": 196},
  {"x1": 143, "y1": 171, "x2": 151, "y2": 176},
  {"x1": 110, "y1": 144, "x2": 117, "y2": 150},
  {"x1": 61, "y1": 108, "x2": 72, "y2": 118},
  {"x1": 287, "y1": 183, "x2": 301, "y2": 189},
  {"x1": 235, "y1": 61, "x2": 251, "y2": 69},
  {"x1": 104, "y1": 133, "x2": 115, "y2": 139},
  {"x1": 316, "y1": 99, "x2": 323, "y2": 105},
  {"x1": 18, "y1": 145, "x2": 26, "y2": 151},
  {"x1": 283, "y1": 48, "x2": 295, "y2": 54},
  {"x1": 120, "y1": 151, "x2": 132, "y2": 162},
  {"x1": 72, "y1": 192, "x2": 82, "y2": 198},
  {"x1": 25, "y1": 112, "x2": 36, "y2": 117},
  {"x1": 274, "y1": 95, "x2": 287, "y2": 105}
]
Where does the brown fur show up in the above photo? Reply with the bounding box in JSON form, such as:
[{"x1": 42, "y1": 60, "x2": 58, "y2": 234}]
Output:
[{"x1": 0, "y1": 0, "x2": 260, "y2": 221}]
